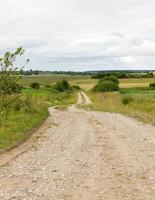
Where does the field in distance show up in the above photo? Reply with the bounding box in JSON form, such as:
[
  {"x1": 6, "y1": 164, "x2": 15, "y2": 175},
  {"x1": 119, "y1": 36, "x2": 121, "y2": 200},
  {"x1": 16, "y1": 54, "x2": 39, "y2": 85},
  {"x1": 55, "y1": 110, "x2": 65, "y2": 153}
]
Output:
[{"x1": 20, "y1": 75, "x2": 155, "y2": 90}]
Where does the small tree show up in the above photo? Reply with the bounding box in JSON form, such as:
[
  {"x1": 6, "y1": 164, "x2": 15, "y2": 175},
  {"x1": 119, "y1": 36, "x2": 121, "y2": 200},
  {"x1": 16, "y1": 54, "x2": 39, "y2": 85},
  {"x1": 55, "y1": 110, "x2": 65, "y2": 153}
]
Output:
[{"x1": 0, "y1": 47, "x2": 29, "y2": 117}]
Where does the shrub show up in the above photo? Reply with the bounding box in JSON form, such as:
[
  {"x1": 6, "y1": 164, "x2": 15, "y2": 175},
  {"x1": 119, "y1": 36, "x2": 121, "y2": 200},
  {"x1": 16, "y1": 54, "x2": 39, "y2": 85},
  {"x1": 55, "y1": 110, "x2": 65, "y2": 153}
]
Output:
[
  {"x1": 99, "y1": 75, "x2": 119, "y2": 84},
  {"x1": 45, "y1": 84, "x2": 52, "y2": 88},
  {"x1": 149, "y1": 83, "x2": 155, "y2": 88},
  {"x1": 121, "y1": 95, "x2": 134, "y2": 105},
  {"x1": 30, "y1": 82, "x2": 40, "y2": 89},
  {"x1": 10, "y1": 83, "x2": 22, "y2": 93},
  {"x1": 93, "y1": 81, "x2": 119, "y2": 92},
  {"x1": 53, "y1": 80, "x2": 70, "y2": 92},
  {"x1": 71, "y1": 85, "x2": 81, "y2": 90}
]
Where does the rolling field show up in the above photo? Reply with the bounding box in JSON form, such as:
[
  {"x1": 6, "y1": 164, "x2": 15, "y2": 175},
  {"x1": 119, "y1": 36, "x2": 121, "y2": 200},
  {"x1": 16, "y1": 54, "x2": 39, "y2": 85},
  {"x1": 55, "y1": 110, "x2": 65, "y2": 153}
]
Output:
[
  {"x1": 20, "y1": 75, "x2": 155, "y2": 90},
  {"x1": 20, "y1": 75, "x2": 90, "y2": 86}
]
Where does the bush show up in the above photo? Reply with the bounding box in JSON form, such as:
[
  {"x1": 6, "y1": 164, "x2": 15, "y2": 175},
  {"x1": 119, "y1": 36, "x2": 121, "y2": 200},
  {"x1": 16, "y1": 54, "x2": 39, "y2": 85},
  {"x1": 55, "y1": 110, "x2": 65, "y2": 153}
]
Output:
[
  {"x1": 71, "y1": 85, "x2": 81, "y2": 91},
  {"x1": 53, "y1": 80, "x2": 70, "y2": 92},
  {"x1": 45, "y1": 84, "x2": 52, "y2": 88},
  {"x1": 30, "y1": 82, "x2": 40, "y2": 89},
  {"x1": 121, "y1": 96, "x2": 134, "y2": 105},
  {"x1": 99, "y1": 75, "x2": 119, "y2": 84},
  {"x1": 93, "y1": 81, "x2": 119, "y2": 92},
  {"x1": 149, "y1": 83, "x2": 155, "y2": 88}
]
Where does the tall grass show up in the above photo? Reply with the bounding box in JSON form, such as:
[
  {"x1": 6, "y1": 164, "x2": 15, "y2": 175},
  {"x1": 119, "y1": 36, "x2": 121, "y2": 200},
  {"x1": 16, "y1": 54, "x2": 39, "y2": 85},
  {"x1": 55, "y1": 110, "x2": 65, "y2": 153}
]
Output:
[
  {"x1": 0, "y1": 88, "x2": 77, "y2": 150},
  {"x1": 86, "y1": 89, "x2": 155, "y2": 125}
]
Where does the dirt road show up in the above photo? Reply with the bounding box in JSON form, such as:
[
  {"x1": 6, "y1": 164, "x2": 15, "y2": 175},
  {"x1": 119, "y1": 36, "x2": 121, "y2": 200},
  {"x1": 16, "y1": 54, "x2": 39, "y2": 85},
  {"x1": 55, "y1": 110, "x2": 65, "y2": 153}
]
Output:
[{"x1": 0, "y1": 92, "x2": 155, "y2": 199}]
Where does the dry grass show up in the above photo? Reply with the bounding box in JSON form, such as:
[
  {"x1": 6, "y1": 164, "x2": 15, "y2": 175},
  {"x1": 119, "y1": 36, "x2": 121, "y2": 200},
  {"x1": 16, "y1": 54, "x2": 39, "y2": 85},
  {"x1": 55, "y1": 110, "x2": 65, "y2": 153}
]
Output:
[
  {"x1": 86, "y1": 90, "x2": 155, "y2": 125},
  {"x1": 119, "y1": 78, "x2": 155, "y2": 88}
]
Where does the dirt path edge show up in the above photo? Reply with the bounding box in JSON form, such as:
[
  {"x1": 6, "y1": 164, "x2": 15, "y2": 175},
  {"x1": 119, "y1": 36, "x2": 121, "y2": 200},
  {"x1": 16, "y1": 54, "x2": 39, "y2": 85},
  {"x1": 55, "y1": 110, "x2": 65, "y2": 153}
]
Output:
[{"x1": 0, "y1": 111, "x2": 51, "y2": 167}]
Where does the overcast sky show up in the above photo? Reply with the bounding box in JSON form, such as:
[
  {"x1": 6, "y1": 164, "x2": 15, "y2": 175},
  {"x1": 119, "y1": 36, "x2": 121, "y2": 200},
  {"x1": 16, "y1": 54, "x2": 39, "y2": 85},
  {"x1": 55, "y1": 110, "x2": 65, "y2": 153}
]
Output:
[{"x1": 1, "y1": 0, "x2": 155, "y2": 71}]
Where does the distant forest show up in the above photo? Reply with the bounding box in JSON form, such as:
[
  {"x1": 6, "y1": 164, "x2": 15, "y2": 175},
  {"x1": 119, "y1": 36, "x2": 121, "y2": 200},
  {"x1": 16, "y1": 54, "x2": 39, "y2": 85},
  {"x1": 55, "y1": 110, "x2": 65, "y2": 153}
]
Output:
[{"x1": 20, "y1": 69, "x2": 155, "y2": 79}]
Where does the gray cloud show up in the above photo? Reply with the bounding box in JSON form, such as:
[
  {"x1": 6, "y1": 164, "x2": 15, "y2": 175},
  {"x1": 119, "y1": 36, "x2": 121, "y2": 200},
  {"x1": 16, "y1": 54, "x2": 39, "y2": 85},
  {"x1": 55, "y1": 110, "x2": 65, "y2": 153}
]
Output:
[{"x1": 0, "y1": 0, "x2": 155, "y2": 70}]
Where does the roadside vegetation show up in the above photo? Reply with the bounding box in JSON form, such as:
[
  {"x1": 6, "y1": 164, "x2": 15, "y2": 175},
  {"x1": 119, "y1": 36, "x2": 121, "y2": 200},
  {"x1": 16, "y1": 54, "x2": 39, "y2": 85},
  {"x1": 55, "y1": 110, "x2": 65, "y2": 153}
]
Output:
[
  {"x1": 0, "y1": 88, "x2": 77, "y2": 150},
  {"x1": 86, "y1": 75, "x2": 155, "y2": 125},
  {"x1": 0, "y1": 48, "x2": 78, "y2": 151}
]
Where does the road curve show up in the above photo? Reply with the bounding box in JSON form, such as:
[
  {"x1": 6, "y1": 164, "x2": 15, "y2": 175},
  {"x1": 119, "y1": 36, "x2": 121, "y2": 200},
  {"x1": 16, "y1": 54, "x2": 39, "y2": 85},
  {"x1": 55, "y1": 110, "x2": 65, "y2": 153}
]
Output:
[{"x1": 0, "y1": 92, "x2": 155, "y2": 199}]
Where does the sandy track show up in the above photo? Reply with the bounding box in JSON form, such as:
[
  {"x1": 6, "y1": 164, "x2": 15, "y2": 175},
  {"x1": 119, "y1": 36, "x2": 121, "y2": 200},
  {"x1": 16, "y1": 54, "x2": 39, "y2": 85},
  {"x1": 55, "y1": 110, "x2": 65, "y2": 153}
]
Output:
[{"x1": 0, "y1": 93, "x2": 155, "y2": 199}]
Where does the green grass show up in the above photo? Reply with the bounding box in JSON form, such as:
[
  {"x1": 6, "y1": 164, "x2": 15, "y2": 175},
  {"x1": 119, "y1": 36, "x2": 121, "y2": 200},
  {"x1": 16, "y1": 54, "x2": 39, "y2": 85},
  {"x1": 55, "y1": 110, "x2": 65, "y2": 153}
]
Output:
[
  {"x1": 0, "y1": 107, "x2": 48, "y2": 150},
  {"x1": 120, "y1": 87, "x2": 155, "y2": 97},
  {"x1": 22, "y1": 88, "x2": 51, "y2": 96},
  {"x1": 22, "y1": 88, "x2": 77, "y2": 107},
  {"x1": 0, "y1": 88, "x2": 77, "y2": 151},
  {"x1": 86, "y1": 87, "x2": 155, "y2": 125},
  {"x1": 20, "y1": 75, "x2": 90, "y2": 86}
]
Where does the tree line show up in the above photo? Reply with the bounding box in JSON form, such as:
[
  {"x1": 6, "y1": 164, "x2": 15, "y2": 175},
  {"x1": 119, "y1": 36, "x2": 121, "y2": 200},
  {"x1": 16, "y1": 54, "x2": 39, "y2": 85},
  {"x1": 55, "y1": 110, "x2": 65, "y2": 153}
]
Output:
[{"x1": 91, "y1": 72, "x2": 154, "y2": 79}]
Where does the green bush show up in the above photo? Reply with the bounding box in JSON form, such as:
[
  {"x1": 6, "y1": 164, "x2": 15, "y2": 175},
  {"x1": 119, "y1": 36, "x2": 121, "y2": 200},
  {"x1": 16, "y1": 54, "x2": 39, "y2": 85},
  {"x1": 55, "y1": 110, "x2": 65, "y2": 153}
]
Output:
[
  {"x1": 99, "y1": 75, "x2": 119, "y2": 84},
  {"x1": 71, "y1": 85, "x2": 81, "y2": 91},
  {"x1": 93, "y1": 80, "x2": 119, "y2": 92},
  {"x1": 121, "y1": 95, "x2": 134, "y2": 105},
  {"x1": 149, "y1": 83, "x2": 155, "y2": 88},
  {"x1": 30, "y1": 82, "x2": 40, "y2": 89},
  {"x1": 45, "y1": 84, "x2": 52, "y2": 88},
  {"x1": 53, "y1": 80, "x2": 70, "y2": 92},
  {"x1": 6, "y1": 83, "x2": 22, "y2": 94}
]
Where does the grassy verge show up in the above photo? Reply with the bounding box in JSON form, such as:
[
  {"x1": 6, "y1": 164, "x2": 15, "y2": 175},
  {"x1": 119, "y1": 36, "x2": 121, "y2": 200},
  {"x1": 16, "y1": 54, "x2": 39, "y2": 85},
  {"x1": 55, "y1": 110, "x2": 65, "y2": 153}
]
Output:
[
  {"x1": 0, "y1": 88, "x2": 77, "y2": 150},
  {"x1": 86, "y1": 88, "x2": 155, "y2": 125}
]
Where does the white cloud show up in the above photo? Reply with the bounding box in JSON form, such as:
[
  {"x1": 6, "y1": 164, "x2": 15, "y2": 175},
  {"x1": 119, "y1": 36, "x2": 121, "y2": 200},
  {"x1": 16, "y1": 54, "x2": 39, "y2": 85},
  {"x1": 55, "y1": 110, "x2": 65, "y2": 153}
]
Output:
[{"x1": 0, "y1": 0, "x2": 155, "y2": 70}]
